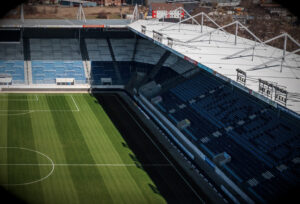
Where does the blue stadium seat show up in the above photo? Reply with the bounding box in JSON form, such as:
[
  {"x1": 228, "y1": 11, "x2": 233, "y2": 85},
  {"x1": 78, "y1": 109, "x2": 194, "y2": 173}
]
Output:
[
  {"x1": 0, "y1": 60, "x2": 25, "y2": 84},
  {"x1": 91, "y1": 61, "x2": 118, "y2": 85},
  {"x1": 154, "y1": 69, "x2": 300, "y2": 202},
  {"x1": 32, "y1": 61, "x2": 86, "y2": 84}
]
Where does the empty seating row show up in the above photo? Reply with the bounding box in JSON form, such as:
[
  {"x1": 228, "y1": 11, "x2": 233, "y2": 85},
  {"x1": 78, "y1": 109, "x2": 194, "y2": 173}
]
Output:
[
  {"x1": 32, "y1": 61, "x2": 86, "y2": 84},
  {"x1": 110, "y1": 39, "x2": 135, "y2": 61},
  {"x1": 154, "y1": 69, "x2": 300, "y2": 202},
  {"x1": 91, "y1": 61, "x2": 117, "y2": 85},
  {"x1": 85, "y1": 39, "x2": 112, "y2": 61},
  {"x1": 135, "y1": 39, "x2": 166, "y2": 65},
  {"x1": 170, "y1": 71, "x2": 223, "y2": 102},
  {"x1": 0, "y1": 60, "x2": 25, "y2": 84},
  {"x1": 0, "y1": 43, "x2": 23, "y2": 60},
  {"x1": 91, "y1": 61, "x2": 156, "y2": 85},
  {"x1": 30, "y1": 39, "x2": 82, "y2": 60}
]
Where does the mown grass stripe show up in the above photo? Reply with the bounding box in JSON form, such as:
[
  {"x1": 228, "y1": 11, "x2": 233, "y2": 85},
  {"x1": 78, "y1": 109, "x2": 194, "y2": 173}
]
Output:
[
  {"x1": 46, "y1": 95, "x2": 113, "y2": 204},
  {"x1": 72, "y1": 94, "x2": 151, "y2": 204},
  {"x1": 83, "y1": 94, "x2": 160, "y2": 204},
  {"x1": 30, "y1": 94, "x2": 80, "y2": 204},
  {"x1": 6, "y1": 94, "x2": 45, "y2": 203},
  {"x1": 0, "y1": 95, "x2": 8, "y2": 185}
]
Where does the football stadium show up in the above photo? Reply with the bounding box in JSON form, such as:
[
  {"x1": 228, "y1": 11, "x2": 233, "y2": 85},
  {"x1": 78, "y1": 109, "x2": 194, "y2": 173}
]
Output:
[{"x1": 0, "y1": 3, "x2": 299, "y2": 204}]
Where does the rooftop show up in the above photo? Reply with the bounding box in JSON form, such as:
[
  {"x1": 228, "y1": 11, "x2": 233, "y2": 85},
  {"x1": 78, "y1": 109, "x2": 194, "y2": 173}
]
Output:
[{"x1": 129, "y1": 18, "x2": 300, "y2": 115}]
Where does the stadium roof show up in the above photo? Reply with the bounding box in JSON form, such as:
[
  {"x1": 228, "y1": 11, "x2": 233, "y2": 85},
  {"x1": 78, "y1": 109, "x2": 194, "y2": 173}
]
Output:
[
  {"x1": 129, "y1": 18, "x2": 300, "y2": 116},
  {"x1": 0, "y1": 19, "x2": 130, "y2": 28}
]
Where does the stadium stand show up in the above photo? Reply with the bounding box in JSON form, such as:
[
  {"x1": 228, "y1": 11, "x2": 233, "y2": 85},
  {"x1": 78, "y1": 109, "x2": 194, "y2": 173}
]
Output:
[
  {"x1": 0, "y1": 43, "x2": 23, "y2": 60},
  {"x1": 30, "y1": 39, "x2": 81, "y2": 60},
  {"x1": 32, "y1": 61, "x2": 86, "y2": 84},
  {"x1": 134, "y1": 62, "x2": 155, "y2": 73},
  {"x1": 29, "y1": 39, "x2": 86, "y2": 84},
  {"x1": 117, "y1": 61, "x2": 132, "y2": 84},
  {"x1": 0, "y1": 60, "x2": 25, "y2": 84},
  {"x1": 87, "y1": 38, "x2": 128, "y2": 85},
  {"x1": 91, "y1": 61, "x2": 157, "y2": 85},
  {"x1": 85, "y1": 39, "x2": 112, "y2": 61},
  {"x1": 153, "y1": 66, "x2": 179, "y2": 85},
  {"x1": 88, "y1": 38, "x2": 170, "y2": 85},
  {"x1": 0, "y1": 43, "x2": 25, "y2": 84},
  {"x1": 134, "y1": 39, "x2": 166, "y2": 64},
  {"x1": 91, "y1": 61, "x2": 118, "y2": 85},
  {"x1": 163, "y1": 53, "x2": 196, "y2": 75},
  {"x1": 110, "y1": 38, "x2": 135, "y2": 61},
  {"x1": 153, "y1": 69, "x2": 300, "y2": 202}
]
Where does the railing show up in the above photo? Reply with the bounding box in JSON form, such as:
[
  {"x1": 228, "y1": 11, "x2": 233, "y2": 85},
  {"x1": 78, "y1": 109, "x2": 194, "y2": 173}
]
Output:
[{"x1": 32, "y1": 79, "x2": 87, "y2": 84}]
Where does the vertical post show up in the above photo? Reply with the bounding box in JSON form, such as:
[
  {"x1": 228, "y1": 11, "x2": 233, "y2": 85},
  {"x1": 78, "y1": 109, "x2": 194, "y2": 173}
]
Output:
[
  {"x1": 235, "y1": 21, "x2": 238, "y2": 45},
  {"x1": 83, "y1": 5, "x2": 86, "y2": 22},
  {"x1": 80, "y1": 4, "x2": 83, "y2": 21},
  {"x1": 20, "y1": 4, "x2": 24, "y2": 22},
  {"x1": 77, "y1": 4, "x2": 81, "y2": 20},
  {"x1": 179, "y1": 8, "x2": 182, "y2": 32},
  {"x1": 80, "y1": 4, "x2": 82, "y2": 20},
  {"x1": 201, "y1": 12, "x2": 203, "y2": 33},
  {"x1": 20, "y1": 27, "x2": 23, "y2": 44},
  {"x1": 252, "y1": 39, "x2": 256, "y2": 61},
  {"x1": 79, "y1": 28, "x2": 81, "y2": 47},
  {"x1": 209, "y1": 32, "x2": 211, "y2": 44},
  {"x1": 281, "y1": 33, "x2": 287, "y2": 72}
]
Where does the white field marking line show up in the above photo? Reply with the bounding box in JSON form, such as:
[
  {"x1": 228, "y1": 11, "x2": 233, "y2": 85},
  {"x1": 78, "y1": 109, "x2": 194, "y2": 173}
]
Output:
[
  {"x1": 70, "y1": 95, "x2": 80, "y2": 112},
  {"x1": 0, "y1": 95, "x2": 39, "y2": 101},
  {"x1": 0, "y1": 110, "x2": 78, "y2": 112},
  {"x1": 0, "y1": 111, "x2": 36, "y2": 116},
  {"x1": 0, "y1": 95, "x2": 79, "y2": 115},
  {"x1": 114, "y1": 96, "x2": 204, "y2": 203},
  {"x1": 0, "y1": 163, "x2": 172, "y2": 167},
  {"x1": 0, "y1": 147, "x2": 55, "y2": 186}
]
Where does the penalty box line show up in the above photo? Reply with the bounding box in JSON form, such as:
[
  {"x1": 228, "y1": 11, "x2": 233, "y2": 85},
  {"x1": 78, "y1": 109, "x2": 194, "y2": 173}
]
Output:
[{"x1": 0, "y1": 95, "x2": 79, "y2": 113}]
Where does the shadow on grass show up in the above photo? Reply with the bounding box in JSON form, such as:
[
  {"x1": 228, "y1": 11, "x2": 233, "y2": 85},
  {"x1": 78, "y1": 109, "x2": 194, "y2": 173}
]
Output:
[
  {"x1": 0, "y1": 186, "x2": 26, "y2": 204},
  {"x1": 91, "y1": 92, "x2": 206, "y2": 204}
]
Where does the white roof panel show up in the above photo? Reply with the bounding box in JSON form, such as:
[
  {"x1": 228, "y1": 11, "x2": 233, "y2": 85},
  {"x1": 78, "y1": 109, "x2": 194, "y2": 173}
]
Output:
[{"x1": 129, "y1": 19, "x2": 300, "y2": 116}]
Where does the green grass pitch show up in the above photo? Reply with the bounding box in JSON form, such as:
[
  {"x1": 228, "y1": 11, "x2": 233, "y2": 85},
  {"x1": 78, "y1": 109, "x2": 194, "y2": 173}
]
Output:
[{"x1": 0, "y1": 93, "x2": 167, "y2": 204}]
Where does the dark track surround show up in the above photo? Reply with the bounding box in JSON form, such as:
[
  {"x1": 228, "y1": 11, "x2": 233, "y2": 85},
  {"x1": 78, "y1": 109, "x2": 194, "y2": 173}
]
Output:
[{"x1": 94, "y1": 92, "x2": 209, "y2": 204}]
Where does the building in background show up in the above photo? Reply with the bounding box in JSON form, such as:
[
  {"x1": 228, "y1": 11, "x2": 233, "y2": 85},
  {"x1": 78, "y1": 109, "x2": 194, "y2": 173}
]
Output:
[
  {"x1": 151, "y1": 3, "x2": 184, "y2": 19},
  {"x1": 201, "y1": 0, "x2": 241, "y2": 7},
  {"x1": 59, "y1": 0, "x2": 97, "y2": 6}
]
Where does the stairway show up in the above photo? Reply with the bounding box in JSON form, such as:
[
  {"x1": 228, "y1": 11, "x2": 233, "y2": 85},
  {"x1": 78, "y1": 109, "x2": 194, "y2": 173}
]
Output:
[
  {"x1": 82, "y1": 61, "x2": 90, "y2": 84},
  {"x1": 22, "y1": 38, "x2": 31, "y2": 85},
  {"x1": 26, "y1": 61, "x2": 32, "y2": 85}
]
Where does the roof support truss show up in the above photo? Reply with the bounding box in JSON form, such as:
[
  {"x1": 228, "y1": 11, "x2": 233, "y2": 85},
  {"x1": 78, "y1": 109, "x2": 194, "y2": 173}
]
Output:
[
  {"x1": 247, "y1": 48, "x2": 300, "y2": 72},
  {"x1": 158, "y1": 11, "x2": 226, "y2": 34},
  {"x1": 185, "y1": 21, "x2": 263, "y2": 44},
  {"x1": 225, "y1": 33, "x2": 300, "y2": 72},
  {"x1": 77, "y1": 3, "x2": 86, "y2": 22},
  {"x1": 20, "y1": 4, "x2": 24, "y2": 22}
]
